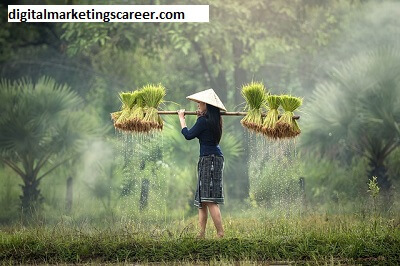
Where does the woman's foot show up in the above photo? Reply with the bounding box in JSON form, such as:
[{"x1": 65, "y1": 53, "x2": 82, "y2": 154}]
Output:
[
  {"x1": 196, "y1": 232, "x2": 205, "y2": 239},
  {"x1": 216, "y1": 231, "x2": 224, "y2": 238}
]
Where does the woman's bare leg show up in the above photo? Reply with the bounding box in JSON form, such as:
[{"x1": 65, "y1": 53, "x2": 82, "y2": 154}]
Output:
[
  {"x1": 198, "y1": 204, "x2": 208, "y2": 238},
  {"x1": 204, "y1": 203, "x2": 224, "y2": 237}
]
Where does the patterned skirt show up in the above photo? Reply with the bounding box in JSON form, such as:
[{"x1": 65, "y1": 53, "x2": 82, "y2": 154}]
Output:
[{"x1": 194, "y1": 154, "x2": 225, "y2": 208}]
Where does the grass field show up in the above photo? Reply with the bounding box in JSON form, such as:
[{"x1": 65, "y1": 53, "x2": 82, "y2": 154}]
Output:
[{"x1": 1, "y1": 213, "x2": 399, "y2": 265}]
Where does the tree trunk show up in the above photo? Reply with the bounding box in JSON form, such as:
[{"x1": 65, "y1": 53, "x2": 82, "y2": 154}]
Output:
[
  {"x1": 66, "y1": 176, "x2": 73, "y2": 213},
  {"x1": 138, "y1": 160, "x2": 149, "y2": 211},
  {"x1": 20, "y1": 175, "x2": 43, "y2": 214},
  {"x1": 139, "y1": 178, "x2": 150, "y2": 211},
  {"x1": 123, "y1": 134, "x2": 133, "y2": 169},
  {"x1": 234, "y1": 67, "x2": 247, "y2": 105},
  {"x1": 233, "y1": 41, "x2": 248, "y2": 106},
  {"x1": 216, "y1": 70, "x2": 228, "y2": 103},
  {"x1": 299, "y1": 177, "x2": 306, "y2": 209},
  {"x1": 191, "y1": 41, "x2": 229, "y2": 103}
]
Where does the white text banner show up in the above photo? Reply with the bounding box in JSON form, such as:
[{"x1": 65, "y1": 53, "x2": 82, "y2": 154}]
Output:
[{"x1": 8, "y1": 5, "x2": 209, "y2": 23}]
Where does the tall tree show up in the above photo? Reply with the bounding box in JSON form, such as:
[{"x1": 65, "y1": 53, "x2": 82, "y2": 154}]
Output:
[
  {"x1": 302, "y1": 47, "x2": 400, "y2": 203},
  {"x1": 0, "y1": 76, "x2": 98, "y2": 213}
]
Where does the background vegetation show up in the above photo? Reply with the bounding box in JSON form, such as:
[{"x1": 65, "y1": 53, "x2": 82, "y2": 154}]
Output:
[{"x1": 1, "y1": 0, "x2": 400, "y2": 263}]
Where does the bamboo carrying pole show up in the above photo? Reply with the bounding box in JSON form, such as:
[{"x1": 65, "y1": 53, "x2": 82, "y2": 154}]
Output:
[{"x1": 157, "y1": 111, "x2": 300, "y2": 120}]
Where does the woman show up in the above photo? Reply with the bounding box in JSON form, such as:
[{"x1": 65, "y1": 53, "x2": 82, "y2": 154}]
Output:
[{"x1": 177, "y1": 89, "x2": 227, "y2": 239}]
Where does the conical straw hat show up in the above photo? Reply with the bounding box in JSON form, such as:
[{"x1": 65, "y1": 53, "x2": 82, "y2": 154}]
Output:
[{"x1": 186, "y1": 88, "x2": 227, "y2": 111}]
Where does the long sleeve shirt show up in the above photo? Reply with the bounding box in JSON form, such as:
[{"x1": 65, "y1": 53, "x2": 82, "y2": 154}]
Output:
[{"x1": 181, "y1": 116, "x2": 223, "y2": 157}]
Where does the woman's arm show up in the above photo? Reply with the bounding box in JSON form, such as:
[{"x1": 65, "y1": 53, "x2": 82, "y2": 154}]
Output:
[{"x1": 178, "y1": 109, "x2": 206, "y2": 140}]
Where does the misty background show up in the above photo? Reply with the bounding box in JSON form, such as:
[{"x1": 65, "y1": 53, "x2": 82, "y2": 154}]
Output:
[{"x1": 0, "y1": 0, "x2": 399, "y2": 225}]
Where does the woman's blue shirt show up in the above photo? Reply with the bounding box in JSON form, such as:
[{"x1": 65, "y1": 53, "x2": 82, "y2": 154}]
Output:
[{"x1": 181, "y1": 116, "x2": 223, "y2": 156}]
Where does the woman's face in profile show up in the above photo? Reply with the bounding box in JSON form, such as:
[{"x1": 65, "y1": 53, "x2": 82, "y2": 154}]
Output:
[{"x1": 197, "y1": 101, "x2": 207, "y2": 112}]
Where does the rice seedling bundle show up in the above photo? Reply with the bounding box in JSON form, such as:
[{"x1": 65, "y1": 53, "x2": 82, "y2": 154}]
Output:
[
  {"x1": 240, "y1": 82, "x2": 268, "y2": 133},
  {"x1": 113, "y1": 92, "x2": 138, "y2": 131},
  {"x1": 111, "y1": 84, "x2": 166, "y2": 133},
  {"x1": 122, "y1": 90, "x2": 149, "y2": 132},
  {"x1": 141, "y1": 84, "x2": 166, "y2": 132},
  {"x1": 110, "y1": 111, "x2": 122, "y2": 123},
  {"x1": 276, "y1": 95, "x2": 302, "y2": 138},
  {"x1": 261, "y1": 95, "x2": 281, "y2": 139},
  {"x1": 110, "y1": 82, "x2": 301, "y2": 137}
]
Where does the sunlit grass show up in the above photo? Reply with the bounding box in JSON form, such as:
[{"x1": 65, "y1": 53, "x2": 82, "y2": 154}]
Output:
[{"x1": 1, "y1": 213, "x2": 399, "y2": 264}]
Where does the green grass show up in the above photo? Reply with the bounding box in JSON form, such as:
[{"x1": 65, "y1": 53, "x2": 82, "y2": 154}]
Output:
[{"x1": 1, "y1": 215, "x2": 399, "y2": 264}]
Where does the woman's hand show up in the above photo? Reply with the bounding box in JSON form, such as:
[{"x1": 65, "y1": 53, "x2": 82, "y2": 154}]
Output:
[
  {"x1": 178, "y1": 109, "x2": 187, "y2": 129},
  {"x1": 178, "y1": 109, "x2": 186, "y2": 119}
]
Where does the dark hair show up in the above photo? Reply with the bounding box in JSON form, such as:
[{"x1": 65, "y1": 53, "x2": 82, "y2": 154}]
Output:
[{"x1": 205, "y1": 104, "x2": 222, "y2": 144}]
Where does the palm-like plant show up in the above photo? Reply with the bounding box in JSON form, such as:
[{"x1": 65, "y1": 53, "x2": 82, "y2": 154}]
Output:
[
  {"x1": 162, "y1": 114, "x2": 244, "y2": 174},
  {"x1": 0, "y1": 76, "x2": 98, "y2": 214},
  {"x1": 302, "y1": 47, "x2": 400, "y2": 198}
]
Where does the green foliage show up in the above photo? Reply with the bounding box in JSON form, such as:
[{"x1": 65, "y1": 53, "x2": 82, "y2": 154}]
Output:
[
  {"x1": 249, "y1": 155, "x2": 300, "y2": 208},
  {"x1": 82, "y1": 142, "x2": 121, "y2": 213},
  {"x1": 368, "y1": 176, "x2": 380, "y2": 199},
  {"x1": 56, "y1": 0, "x2": 350, "y2": 106},
  {"x1": 302, "y1": 47, "x2": 400, "y2": 183},
  {"x1": 0, "y1": 167, "x2": 20, "y2": 223},
  {"x1": 2, "y1": 0, "x2": 398, "y2": 223},
  {"x1": 0, "y1": 76, "x2": 99, "y2": 211},
  {"x1": 299, "y1": 154, "x2": 370, "y2": 209},
  {"x1": 61, "y1": 23, "x2": 116, "y2": 56},
  {"x1": 368, "y1": 176, "x2": 380, "y2": 235},
  {"x1": 162, "y1": 114, "x2": 244, "y2": 173},
  {"x1": 0, "y1": 76, "x2": 96, "y2": 157},
  {"x1": 320, "y1": 1, "x2": 400, "y2": 69},
  {"x1": 61, "y1": 16, "x2": 165, "y2": 57},
  {"x1": 1, "y1": 214, "x2": 399, "y2": 264},
  {"x1": 387, "y1": 147, "x2": 400, "y2": 187}
]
